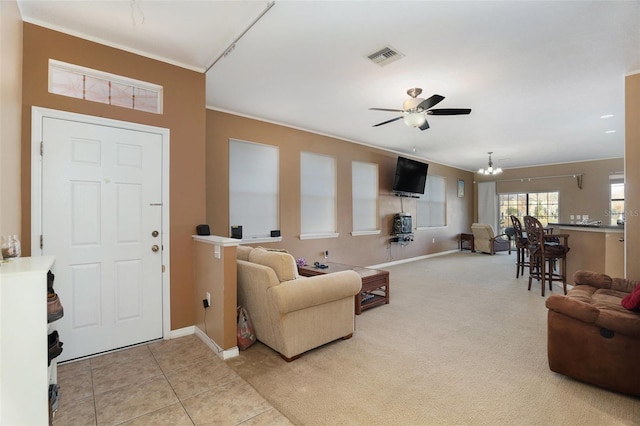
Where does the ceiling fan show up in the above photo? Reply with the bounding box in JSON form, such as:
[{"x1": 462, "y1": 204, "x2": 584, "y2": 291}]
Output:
[{"x1": 369, "y1": 88, "x2": 471, "y2": 131}]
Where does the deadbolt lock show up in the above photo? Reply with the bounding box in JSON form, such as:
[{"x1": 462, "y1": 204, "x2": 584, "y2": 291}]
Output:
[{"x1": 152, "y1": 230, "x2": 159, "y2": 237}]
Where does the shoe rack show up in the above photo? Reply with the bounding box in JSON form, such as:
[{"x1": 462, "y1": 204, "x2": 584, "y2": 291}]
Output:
[
  {"x1": 0, "y1": 256, "x2": 56, "y2": 425},
  {"x1": 47, "y1": 269, "x2": 64, "y2": 420}
]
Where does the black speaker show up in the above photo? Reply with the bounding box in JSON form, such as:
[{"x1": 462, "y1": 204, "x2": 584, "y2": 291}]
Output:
[
  {"x1": 196, "y1": 224, "x2": 210, "y2": 236},
  {"x1": 270, "y1": 230, "x2": 281, "y2": 237},
  {"x1": 393, "y1": 213, "x2": 412, "y2": 235},
  {"x1": 231, "y1": 225, "x2": 243, "y2": 239}
]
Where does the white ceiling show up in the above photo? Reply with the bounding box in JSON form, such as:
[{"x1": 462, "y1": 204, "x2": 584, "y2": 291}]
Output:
[{"x1": 18, "y1": 0, "x2": 640, "y2": 171}]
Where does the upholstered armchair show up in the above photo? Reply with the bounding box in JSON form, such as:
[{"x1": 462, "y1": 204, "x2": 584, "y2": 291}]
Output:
[
  {"x1": 236, "y1": 246, "x2": 362, "y2": 361},
  {"x1": 470, "y1": 223, "x2": 512, "y2": 255}
]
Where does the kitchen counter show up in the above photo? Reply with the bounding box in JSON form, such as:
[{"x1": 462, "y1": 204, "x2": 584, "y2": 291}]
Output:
[
  {"x1": 549, "y1": 223, "x2": 624, "y2": 231},
  {"x1": 547, "y1": 225, "x2": 624, "y2": 279}
]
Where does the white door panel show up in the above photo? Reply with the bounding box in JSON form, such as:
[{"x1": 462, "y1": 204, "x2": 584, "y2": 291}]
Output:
[{"x1": 41, "y1": 117, "x2": 163, "y2": 361}]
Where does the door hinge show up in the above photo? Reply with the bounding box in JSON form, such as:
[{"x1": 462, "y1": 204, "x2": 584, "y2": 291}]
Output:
[
  {"x1": 162, "y1": 265, "x2": 165, "y2": 273},
  {"x1": 40, "y1": 141, "x2": 43, "y2": 156},
  {"x1": 40, "y1": 235, "x2": 43, "y2": 249}
]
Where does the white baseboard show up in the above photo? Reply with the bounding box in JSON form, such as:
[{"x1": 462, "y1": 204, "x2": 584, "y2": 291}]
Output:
[
  {"x1": 168, "y1": 326, "x2": 195, "y2": 339},
  {"x1": 368, "y1": 249, "x2": 459, "y2": 269},
  {"x1": 193, "y1": 326, "x2": 240, "y2": 360},
  {"x1": 167, "y1": 326, "x2": 239, "y2": 360}
]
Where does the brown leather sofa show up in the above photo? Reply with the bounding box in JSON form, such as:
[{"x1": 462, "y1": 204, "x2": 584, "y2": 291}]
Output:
[{"x1": 545, "y1": 270, "x2": 640, "y2": 396}]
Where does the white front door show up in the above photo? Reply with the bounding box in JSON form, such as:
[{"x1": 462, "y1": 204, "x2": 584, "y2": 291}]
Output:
[{"x1": 38, "y1": 115, "x2": 165, "y2": 361}]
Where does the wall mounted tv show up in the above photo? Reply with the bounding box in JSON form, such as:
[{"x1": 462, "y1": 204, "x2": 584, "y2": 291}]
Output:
[{"x1": 392, "y1": 156, "x2": 428, "y2": 196}]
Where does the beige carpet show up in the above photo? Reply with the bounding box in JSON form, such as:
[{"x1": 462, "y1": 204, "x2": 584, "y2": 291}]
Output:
[{"x1": 227, "y1": 252, "x2": 640, "y2": 425}]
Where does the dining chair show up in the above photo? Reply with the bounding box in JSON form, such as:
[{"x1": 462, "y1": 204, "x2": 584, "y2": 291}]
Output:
[
  {"x1": 523, "y1": 216, "x2": 570, "y2": 296},
  {"x1": 510, "y1": 215, "x2": 529, "y2": 278}
]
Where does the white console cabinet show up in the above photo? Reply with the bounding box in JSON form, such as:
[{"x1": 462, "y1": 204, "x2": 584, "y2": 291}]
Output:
[{"x1": 0, "y1": 256, "x2": 56, "y2": 425}]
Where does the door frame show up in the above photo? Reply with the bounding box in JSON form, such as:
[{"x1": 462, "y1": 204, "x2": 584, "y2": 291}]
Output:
[{"x1": 31, "y1": 106, "x2": 171, "y2": 341}]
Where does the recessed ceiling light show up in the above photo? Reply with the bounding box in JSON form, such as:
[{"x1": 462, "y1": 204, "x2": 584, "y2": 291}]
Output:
[
  {"x1": 605, "y1": 130, "x2": 616, "y2": 134},
  {"x1": 600, "y1": 114, "x2": 614, "y2": 119}
]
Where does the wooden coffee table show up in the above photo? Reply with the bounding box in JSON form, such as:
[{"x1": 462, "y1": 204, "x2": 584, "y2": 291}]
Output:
[{"x1": 297, "y1": 262, "x2": 390, "y2": 314}]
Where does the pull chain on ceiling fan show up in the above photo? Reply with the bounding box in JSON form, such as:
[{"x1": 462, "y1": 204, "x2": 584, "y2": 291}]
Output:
[{"x1": 369, "y1": 88, "x2": 471, "y2": 131}]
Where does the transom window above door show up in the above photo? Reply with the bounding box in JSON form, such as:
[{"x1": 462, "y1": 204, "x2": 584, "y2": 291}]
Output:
[{"x1": 48, "y1": 59, "x2": 163, "y2": 114}]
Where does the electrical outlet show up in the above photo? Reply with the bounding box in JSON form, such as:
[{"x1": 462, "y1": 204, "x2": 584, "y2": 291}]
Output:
[
  {"x1": 432, "y1": 238, "x2": 436, "y2": 243},
  {"x1": 202, "y1": 299, "x2": 209, "y2": 309},
  {"x1": 206, "y1": 292, "x2": 211, "y2": 306},
  {"x1": 324, "y1": 250, "x2": 329, "y2": 259}
]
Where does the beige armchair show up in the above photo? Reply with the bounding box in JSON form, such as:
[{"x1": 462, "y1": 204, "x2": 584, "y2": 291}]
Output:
[
  {"x1": 236, "y1": 246, "x2": 362, "y2": 361},
  {"x1": 471, "y1": 223, "x2": 512, "y2": 255}
]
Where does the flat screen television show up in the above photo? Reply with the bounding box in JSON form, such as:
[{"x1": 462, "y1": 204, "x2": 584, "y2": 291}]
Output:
[{"x1": 392, "y1": 156, "x2": 428, "y2": 195}]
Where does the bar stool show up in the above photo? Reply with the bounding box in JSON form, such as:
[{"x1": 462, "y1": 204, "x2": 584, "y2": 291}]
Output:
[
  {"x1": 523, "y1": 216, "x2": 570, "y2": 296},
  {"x1": 510, "y1": 215, "x2": 529, "y2": 278}
]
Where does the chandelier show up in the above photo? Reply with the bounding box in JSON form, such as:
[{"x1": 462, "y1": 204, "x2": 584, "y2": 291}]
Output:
[{"x1": 478, "y1": 152, "x2": 502, "y2": 175}]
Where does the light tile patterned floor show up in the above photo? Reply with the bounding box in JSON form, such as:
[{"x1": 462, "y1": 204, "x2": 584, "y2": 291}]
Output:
[{"x1": 52, "y1": 335, "x2": 292, "y2": 426}]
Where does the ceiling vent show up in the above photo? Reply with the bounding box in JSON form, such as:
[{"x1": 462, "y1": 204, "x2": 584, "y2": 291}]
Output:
[{"x1": 366, "y1": 46, "x2": 404, "y2": 67}]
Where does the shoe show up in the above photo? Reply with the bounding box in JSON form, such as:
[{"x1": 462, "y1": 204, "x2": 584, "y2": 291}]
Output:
[
  {"x1": 47, "y1": 293, "x2": 64, "y2": 323},
  {"x1": 47, "y1": 270, "x2": 55, "y2": 295},
  {"x1": 48, "y1": 331, "x2": 63, "y2": 366},
  {"x1": 48, "y1": 384, "x2": 60, "y2": 413}
]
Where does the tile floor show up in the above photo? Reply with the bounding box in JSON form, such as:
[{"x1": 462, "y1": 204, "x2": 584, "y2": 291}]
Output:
[{"x1": 52, "y1": 335, "x2": 293, "y2": 426}]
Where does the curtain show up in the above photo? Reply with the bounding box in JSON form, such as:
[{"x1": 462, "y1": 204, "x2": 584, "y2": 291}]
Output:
[{"x1": 478, "y1": 181, "x2": 498, "y2": 233}]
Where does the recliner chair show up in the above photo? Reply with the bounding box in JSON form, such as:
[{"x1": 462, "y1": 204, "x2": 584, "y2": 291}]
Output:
[{"x1": 470, "y1": 223, "x2": 512, "y2": 255}]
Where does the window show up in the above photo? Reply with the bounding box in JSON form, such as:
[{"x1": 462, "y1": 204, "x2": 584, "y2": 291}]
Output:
[
  {"x1": 229, "y1": 139, "x2": 279, "y2": 239},
  {"x1": 417, "y1": 175, "x2": 446, "y2": 228},
  {"x1": 352, "y1": 161, "x2": 380, "y2": 235},
  {"x1": 609, "y1": 174, "x2": 624, "y2": 225},
  {"x1": 499, "y1": 191, "x2": 559, "y2": 231},
  {"x1": 300, "y1": 152, "x2": 337, "y2": 239},
  {"x1": 48, "y1": 59, "x2": 163, "y2": 113}
]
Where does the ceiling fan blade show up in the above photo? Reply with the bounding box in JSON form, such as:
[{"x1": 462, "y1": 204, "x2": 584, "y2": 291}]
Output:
[
  {"x1": 369, "y1": 107, "x2": 404, "y2": 112},
  {"x1": 417, "y1": 94, "x2": 445, "y2": 111},
  {"x1": 372, "y1": 116, "x2": 403, "y2": 127},
  {"x1": 427, "y1": 108, "x2": 472, "y2": 115},
  {"x1": 419, "y1": 119, "x2": 430, "y2": 131}
]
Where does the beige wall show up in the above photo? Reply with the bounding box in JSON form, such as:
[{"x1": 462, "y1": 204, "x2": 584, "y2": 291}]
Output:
[
  {"x1": 193, "y1": 242, "x2": 237, "y2": 349},
  {"x1": 625, "y1": 73, "x2": 640, "y2": 278},
  {"x1": 0, "y1": 1, "x2": 23, "y2": 237},
  {"x1": 206, "y1": 110, "x2": 475, "y2": 267},
  {"x1": 21, "y1": 23, "x2": 206, "y2": 330},
  {"x1": 475, "y1": 157, "x2": 624, "y2": 226}
]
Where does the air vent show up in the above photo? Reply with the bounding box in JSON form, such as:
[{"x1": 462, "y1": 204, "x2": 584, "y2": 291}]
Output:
[{"x1": 366, "y1": 46, "x2": 404, "y2": 67}]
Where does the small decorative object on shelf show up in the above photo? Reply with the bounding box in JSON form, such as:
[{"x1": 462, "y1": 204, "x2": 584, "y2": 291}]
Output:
[
  {"x1": 1, "y1": 235, "x2": 21, "y2": 260},
  {"x1": 296, "y1": 258, "x2": 306, "y2": 267}
]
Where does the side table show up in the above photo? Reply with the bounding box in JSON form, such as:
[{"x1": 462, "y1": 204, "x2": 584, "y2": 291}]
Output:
[
  {"x1": 460, "y1": 232, "x2": 474, "y2": 252},
  {"x1": 298, "y1": 262, "x2": 390, "y2": 314}
]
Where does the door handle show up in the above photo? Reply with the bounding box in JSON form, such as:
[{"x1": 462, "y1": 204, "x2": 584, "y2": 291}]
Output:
[{"x1": 152, "y1": 245, "x2": 160, "y2": 252}]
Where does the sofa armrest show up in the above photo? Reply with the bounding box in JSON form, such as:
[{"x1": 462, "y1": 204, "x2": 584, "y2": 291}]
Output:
[
  {"x1": 269, "y1": 270, "x2": 362, "y2": 315},
  {"x1": 491, "y1": 233, "x2": 511, "y2": 241},
  {"x1": 545, "y1": 294, "x2": 599, "y2": 324}
]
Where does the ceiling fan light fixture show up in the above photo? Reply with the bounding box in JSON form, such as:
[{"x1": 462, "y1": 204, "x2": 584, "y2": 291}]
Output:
[
  {"x1": 403, "y1": 112, "x2": 426, "y2": 128},
  {"x1": 403, "y1": 97, "x2": 423, "y2": 110},
  {"x1": 369, "y1": 88, "x2": 470, "y2": 131},
  {"x1": 478, "y1": 152, "x2": 502, "y2": 175}
]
